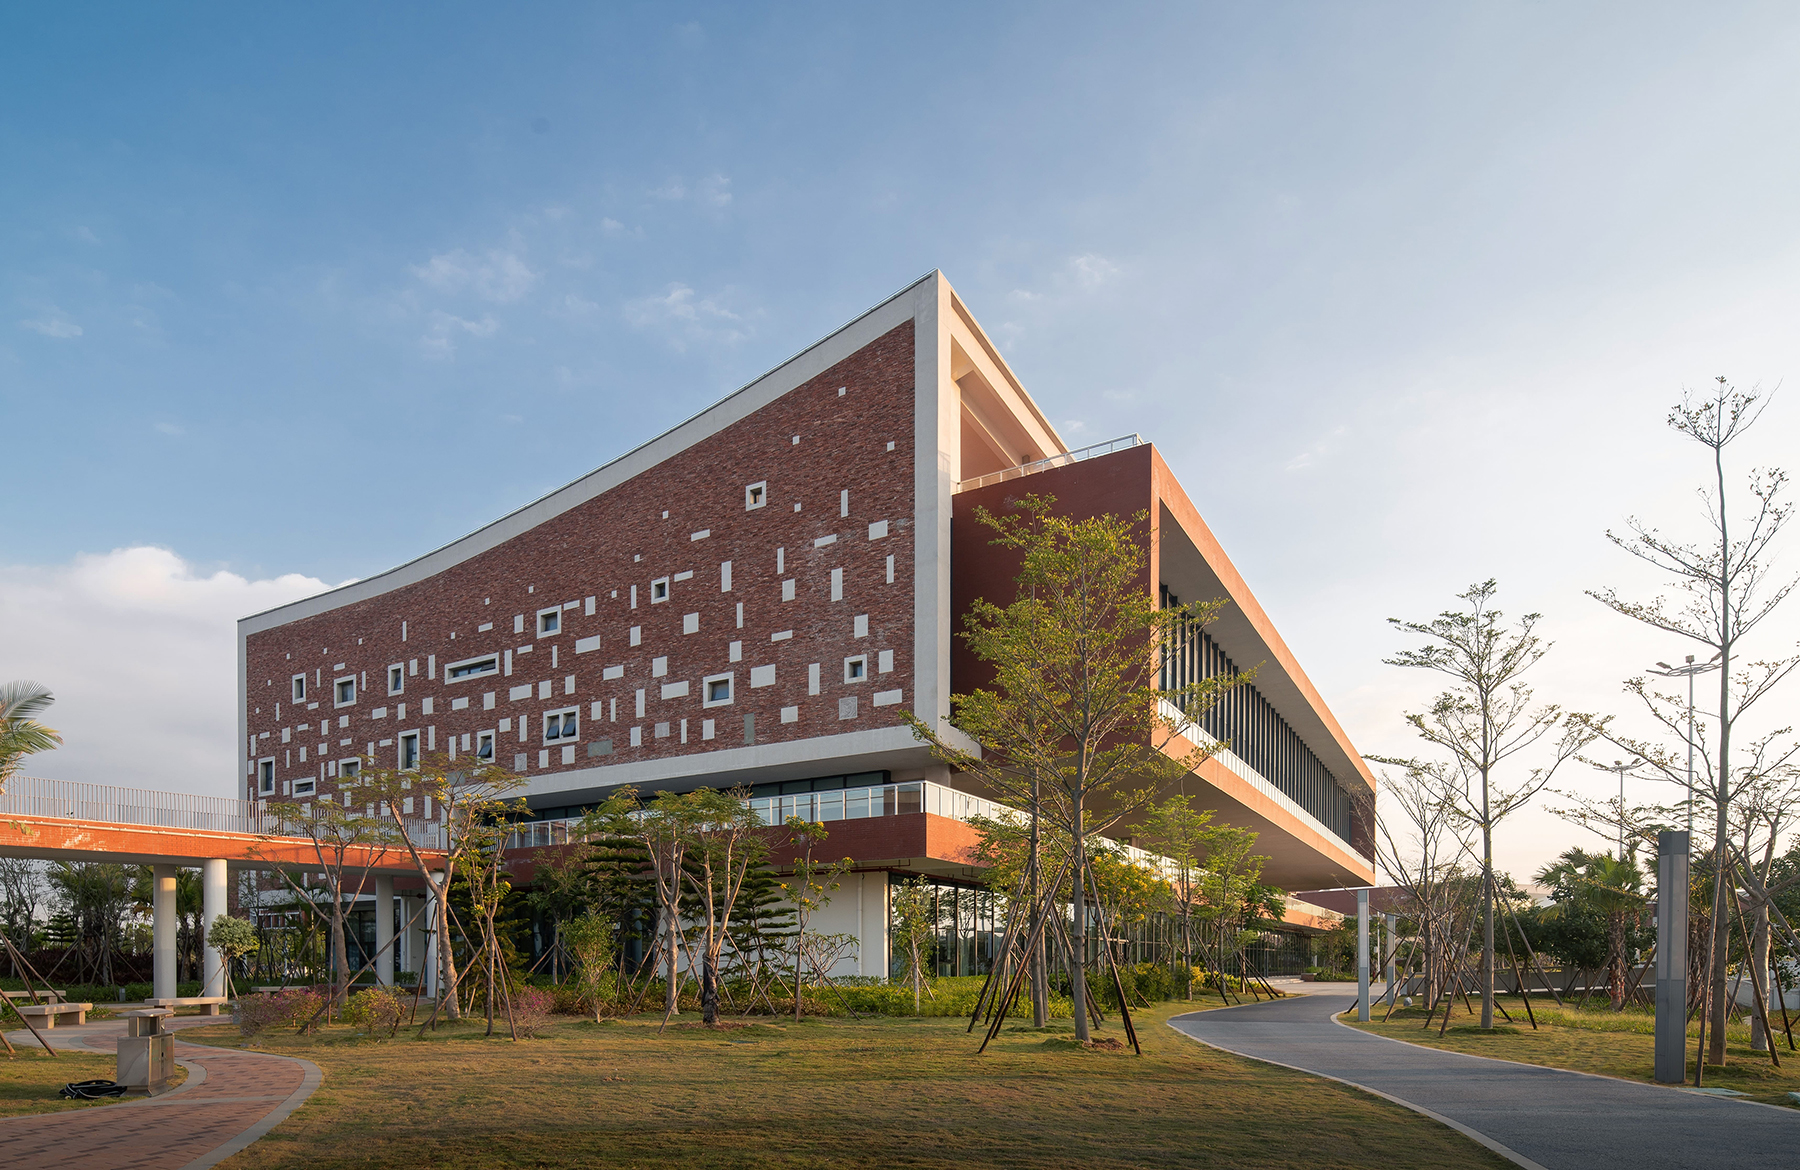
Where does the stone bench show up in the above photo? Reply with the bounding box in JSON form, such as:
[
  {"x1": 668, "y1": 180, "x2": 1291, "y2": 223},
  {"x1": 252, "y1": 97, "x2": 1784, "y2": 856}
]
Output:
[
  {"x1": 143, "y1": 996, "x2": 229, "y2": 1016},
  {"x1": 14, "y1": 1001, "x2": 92, "y2": 1028},
  {"x1": 1, "y1": 989, "x2": 68, "y2": 1003}
]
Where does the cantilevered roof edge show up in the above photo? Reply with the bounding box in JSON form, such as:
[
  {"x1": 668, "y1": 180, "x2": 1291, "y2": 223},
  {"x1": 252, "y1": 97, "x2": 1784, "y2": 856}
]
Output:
[{"x1": 239, "y1": 270, "x2": 942, "y2": 635}]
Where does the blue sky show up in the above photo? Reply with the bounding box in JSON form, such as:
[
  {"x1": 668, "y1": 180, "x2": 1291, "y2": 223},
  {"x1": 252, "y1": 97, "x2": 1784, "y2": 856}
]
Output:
[{"x1": 6, "y1": 3, "x2": 1800, "y2": 878}]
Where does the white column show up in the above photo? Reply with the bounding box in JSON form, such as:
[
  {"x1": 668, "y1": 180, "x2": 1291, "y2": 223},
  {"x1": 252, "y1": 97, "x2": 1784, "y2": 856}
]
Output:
[
  {"x1": 153, "y1": 864, "x2": 179, "y2": 1002},
  {"x1": 202, "y1": 858, "x2": 228, "y2": 998},
  {"x1": 1384, "y1": 913, "x2": 1399, "y2": 1006},
  {"x1": 1356, "y1": 888, "x2": 1371, "y2": 1023},
  {"x1": 405, "y1": 896, "x2": 427, "y2": 986},
  {"x1": 375, "y1": 874, "x2": 395, "y2": 986}
]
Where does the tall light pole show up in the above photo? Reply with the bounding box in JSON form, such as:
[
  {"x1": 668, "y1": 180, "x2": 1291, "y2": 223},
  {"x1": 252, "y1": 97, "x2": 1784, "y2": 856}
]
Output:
[
  {"x1": 1594, "y1": 758, "x2": 1643, "y2": 859},
  {"x1": 1650, "y1": 654, "x2": 1721, "y2": 836}
]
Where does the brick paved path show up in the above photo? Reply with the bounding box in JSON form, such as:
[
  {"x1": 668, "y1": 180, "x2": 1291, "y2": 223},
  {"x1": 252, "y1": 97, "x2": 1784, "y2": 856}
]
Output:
[{"x1": 0, "y1": 1018, "x2": 320, "y2": 1170}]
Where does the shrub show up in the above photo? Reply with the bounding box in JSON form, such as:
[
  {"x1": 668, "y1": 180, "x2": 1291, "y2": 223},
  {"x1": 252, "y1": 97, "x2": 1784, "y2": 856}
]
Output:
[
  {"x1": 511, "y1": 986, "x2": 554, "y2": 1037},
  {"x1": 342, "y1": 987, "x2": 406, "y2": 1035},
  {"x1": 238, "y1": 989, "x2": 325, "y2": 1038}
]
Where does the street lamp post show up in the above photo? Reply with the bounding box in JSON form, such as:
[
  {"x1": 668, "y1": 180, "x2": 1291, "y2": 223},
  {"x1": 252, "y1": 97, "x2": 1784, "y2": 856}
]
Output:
[
  {"x1": 1598, "y1": 758, "x2": 1642, "y2": 860},
  {"x1": 1649, "y1": 655, "x2": 1722, "y2": 837}
]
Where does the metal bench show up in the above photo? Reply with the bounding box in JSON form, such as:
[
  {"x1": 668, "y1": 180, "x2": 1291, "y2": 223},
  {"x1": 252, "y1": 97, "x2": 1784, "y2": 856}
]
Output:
[{"x1": 14, "y1": 1001, "x2": 92, "y2": 1028}]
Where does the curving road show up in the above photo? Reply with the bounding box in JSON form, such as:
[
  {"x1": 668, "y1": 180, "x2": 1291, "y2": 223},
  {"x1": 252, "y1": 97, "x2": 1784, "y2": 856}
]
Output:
[{"x1": 1170, "y1": 990, "x2": 1800, "y2": 1170}]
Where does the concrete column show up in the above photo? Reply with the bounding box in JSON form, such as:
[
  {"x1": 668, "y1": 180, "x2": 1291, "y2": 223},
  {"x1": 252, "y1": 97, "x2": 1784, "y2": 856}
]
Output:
[
  {"x1": 1384, "y1": 913, "x2": 1399, "y2": 1006},
  {"x1": 1656, "y1": 830, "x2": 1691, "y2": 1083},
  {"x1": 153, "y1": 864, "x2": 179, "y2": 1002},
  {"x1": 201, "y1": 858, "x2": 228, "y2": 998},
  {"x1": 405, "y1": 896, "x2": 427, "y2": 985},
  {"x1": 375, "y1": 874, "x2": 395, "y2": 986},
  {"x1": 1356, "y1": 888, "x2": 1371, "y2": 1022}
]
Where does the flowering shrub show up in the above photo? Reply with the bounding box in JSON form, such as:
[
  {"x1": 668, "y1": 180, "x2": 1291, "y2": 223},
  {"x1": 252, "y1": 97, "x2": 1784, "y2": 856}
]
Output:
[
  {"x1": 342, "y1": 987, "x2": 406, "y2": 1034},
  {"x1": 511, "y1": 986, "x2": 554, "y2": 1037},
  {"x1": 237, "y1": 989, "x2": 325, "y2": 1038}
]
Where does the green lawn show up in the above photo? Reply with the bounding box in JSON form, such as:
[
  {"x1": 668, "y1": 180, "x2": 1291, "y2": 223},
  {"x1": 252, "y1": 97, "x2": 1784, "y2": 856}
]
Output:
[
  {"x1": 154, "y1": 1001, "x2": 1515, "y2": 1169},
  {"x1": 1344, "y1": 996, "x2": 1800, "y2": 1107},
  {"x1": 0, "y1": 1047, "x2": 137, "y2": 1116}
]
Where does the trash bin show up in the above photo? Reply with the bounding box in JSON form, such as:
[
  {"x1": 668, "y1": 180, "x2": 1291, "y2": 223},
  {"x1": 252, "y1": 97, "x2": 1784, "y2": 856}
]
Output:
[{"x1": 117, "y1": 1009, "x2": 176, "y2": 1095}]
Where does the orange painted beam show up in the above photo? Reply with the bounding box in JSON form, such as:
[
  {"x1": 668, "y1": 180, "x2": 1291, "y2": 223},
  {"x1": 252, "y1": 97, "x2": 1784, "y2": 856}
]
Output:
[{"x1": 0, "y1": 815, "x2": 441, "y2": 872}]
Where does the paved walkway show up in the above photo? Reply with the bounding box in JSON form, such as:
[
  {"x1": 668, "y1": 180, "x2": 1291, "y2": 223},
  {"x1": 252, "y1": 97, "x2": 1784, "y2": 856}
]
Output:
[
  {"x1": 0, "y1": 1017, "x2": 320, "y2": 1170},
  {"x1": 1171, "y1": 990, "x2": 1800, "y2": 1170}
]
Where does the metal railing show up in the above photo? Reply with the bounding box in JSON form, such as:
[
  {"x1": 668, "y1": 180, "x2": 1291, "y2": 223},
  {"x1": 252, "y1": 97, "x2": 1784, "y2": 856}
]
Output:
[
  {"x1": 2, "y1": 775, "x2": 442, "y2": 848},
  {"x1": 956, "y1": 433, "x2": 1142, "y2": 493}
]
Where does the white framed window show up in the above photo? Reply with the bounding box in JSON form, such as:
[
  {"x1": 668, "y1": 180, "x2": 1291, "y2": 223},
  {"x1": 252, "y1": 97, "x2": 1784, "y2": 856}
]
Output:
[
  {"x1": 844, "y1": 655, "x2": 868, "y2": 684},
  {"x1": 334, "y1": 676, "x2": 357, "y2": 707},
  {"x1": 702, "y1": 673, "x2": 734, "y2": 708},
  {"x1": 338, "y1": 757, "x2": 362, "y2": 781},
  {"x1": 446, "y1": 654, "x2": 499, "y2": 682},
  {"x1": 542, "y1": 707, "x2": 579, "y2": 743},
  {"x1": 293, "y1": 774, "x2": 316, "y2": 796},
  {"x1": 257, "y1": 758, "x2": 275, "y2": 796},
  {"x1": 537, "y1": 607, "x2": 562, "y2": 637},
  {"x1": 475, "y1": 730, "x2": 495, "y2": 762},
  {"x1": 650, "y1": 576, "x2": 670, "y2": 604},
  {"x1": 745, "y1": 481, "x2": 767, "y2": 510},
  {"x1": 387, "y1": 664, "x2": 404, "y2": 696},
  {"x1": 292, "y1": 674, "x2": 307, "y2": 703},
  {"x1": 398, "y1": 731, "x2": 420, "y2": 770}
]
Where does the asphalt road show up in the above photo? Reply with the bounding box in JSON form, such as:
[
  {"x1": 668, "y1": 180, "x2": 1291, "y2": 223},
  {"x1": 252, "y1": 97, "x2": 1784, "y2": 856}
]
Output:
[{"x1": 1169, "y1": 990, "x2": 1800, "y2": 1170}]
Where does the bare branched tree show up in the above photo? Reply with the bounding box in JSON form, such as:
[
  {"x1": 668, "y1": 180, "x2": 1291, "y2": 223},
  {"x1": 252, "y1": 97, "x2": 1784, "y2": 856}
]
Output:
[{"x1": 1585, "y1": 377, "x2": 1799, "y2": 1065}]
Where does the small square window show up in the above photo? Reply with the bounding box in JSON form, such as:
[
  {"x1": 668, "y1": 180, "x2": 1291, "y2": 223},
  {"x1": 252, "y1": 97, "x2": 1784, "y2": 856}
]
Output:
[
  {"x1": 702, "y1": 673, "x2": 735, "y2": 708},
  {"x1": 745, "y1": 481, "x2": 767, "y2": 510},
  {"x1": 292, "y1": 674, "x2": 307, "y2": 703},
  {"x1": 844, "y1": 655, "x2": 868, "y2": 683},
  {"x1": 387, "y1": 664, "x2": 404, "y2": 696},
  {"x1": 542, "y1": 708, "x2": 578, "y2": 742},
  {"x1": 537, "y1": 607, "x2": 562, "y2": 637},
  {"x1": 339, "y1": 757, "x2": 362, "y2": 780},
  {"x1": 257, "y1": 758, "x2": 275, "y2": 796},
  {"x1": 476, "y1": 731, "x2": 495, "y2": 762},
  {"x1": 650, "y1": 577, "x2": 670, "y2": 604},
  {"x1": 335, "y1": 676, "x2": 357, "y2": 707},
  {"x1": 399, "y1": 732, "x2": 420, "y2": 770}
]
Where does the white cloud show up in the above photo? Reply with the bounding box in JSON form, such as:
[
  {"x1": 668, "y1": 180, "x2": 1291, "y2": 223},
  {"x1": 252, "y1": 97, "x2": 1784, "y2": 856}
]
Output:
[
  {"x1": 411, "y1": 248, "x2": 537, "y2": 303},
  {"x1": 19, "y1": 313, "x2": 82, "y2": 339},
  {"x1": 698, "y1": 174, "x2": 732, "y2": 208},
  {"x1": 651, "y1": 178, "x2": 687, "y2": 201},
  {"x1": 1070, "y1": 253, "x2": 1119, "y2": 288},
  {"x1": 623, "y1": 283, "x2": 750, "y2": 348},
  {"x1": 0, "y1": 547, "x2": 338, "y2": 801},
  {"x1": 419, "y1": 311, "x2": 500, "y2": 358},
  {"x1": 153, "y1": 422, "x2": 184, "y2": 436}
]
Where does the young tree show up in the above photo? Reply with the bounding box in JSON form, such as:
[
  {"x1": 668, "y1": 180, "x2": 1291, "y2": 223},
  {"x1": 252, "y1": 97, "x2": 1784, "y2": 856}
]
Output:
[
  {"x1": 891, "y1": 877, "x2": 938, "y2": 1014},
  {"x1": 778, "y1": 817, "x2": 851, "y2": 1022},
  {"x1": 255, "y1": 794, "x2": 398, "y2": 1009},
  {"x1": 1379, "y1": 580, "x2": 1593, "y2": 1030},
  {"x1": 1190, "y1": 824, "x2": 1277, "y2": 997},
  {"x1": 206, "y1": 915, "x2": 261, "y2": 999},
  {"x1": 0, "y1": 859, "x2": 45, "y2": 978},
  {"x1": 904, "y1": 494, "x2": 1231, "y2": 1042},
  {"x1": 680, "y1": 789, "x2": 767, "y2": 1025},
  {"x1": 1141, "y1": 796, "x2": 1214, "y2": 999},
  {"x1": 368, "y1": 752, "x2": 524, "y2": 1021},
  {"x1": 0, "y1": 680, "x2": 61, "y2": 793},
  {"x1": 1373, "y1": 761, "x2": 1477, "y2": 1009},
  {"x1": 46, "y1": 862, "x2": 132, "y2": 985},
  {"x1": 1587, "y1": 378, "x2": 1799, "y2": 1065},
  {"x1": 560, "y1": 912, "x2": 616, "y2": 1022}
]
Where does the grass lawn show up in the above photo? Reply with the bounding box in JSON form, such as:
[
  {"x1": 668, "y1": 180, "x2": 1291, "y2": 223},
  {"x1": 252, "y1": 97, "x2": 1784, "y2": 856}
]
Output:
[
  {"x1": 158, "y1": 1000, "x2": 1514, "y2": 1170},
  {"x1": 0, "y1": 1047, "x2": 139, "y2": 1116},
  {"x1": 1343, "y1": 995, "x2": 1800, "y2": 1107}
]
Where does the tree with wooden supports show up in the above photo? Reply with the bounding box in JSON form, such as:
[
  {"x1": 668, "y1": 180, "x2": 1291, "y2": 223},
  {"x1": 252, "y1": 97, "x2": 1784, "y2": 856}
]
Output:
[{"x1": 903, "y1": 493, "x2": 1232, "y2": 1045}]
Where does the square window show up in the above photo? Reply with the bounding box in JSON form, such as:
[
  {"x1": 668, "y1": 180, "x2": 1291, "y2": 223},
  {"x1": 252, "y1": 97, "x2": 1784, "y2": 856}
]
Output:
[
  {"x1": 476, "y1": 730, "x2": 495, "y2": 761},
  {"x1": 339, "y1": 757, "x2": 362, "y2": 780},
  {"x1": 257, "y1": 758, "x2": 275, "y2": 796},
  {"x1": 399, "y1": 731, "x2": 420, "y2": 770},
  {"x1": 650, "y1": 577, "x2": 670, "y2": 604},
  {"x1": 387, "y1": 664, "x2": 404, "y2": 695},
  {"x1": 537, "y1": 607, "x2": 562, "y2": 637},
  {"x1": 335, "y1": 676, "x2": 357, "y2": 706},
  {"x1": 745, "y1": 481, "x2": 767, "y2": 510},
  {"x1": 542, "y1": 708, "x2": 578, "y2": 742},
  {"x1": 844, "y1": 655, "x2": 868, "y2": 683},
  {"x1": 703, "y1": 673, "x2": 734, "y2": 708},
  {"x1": 292, "y1": 674, "x2": 307, "y2": 703}
]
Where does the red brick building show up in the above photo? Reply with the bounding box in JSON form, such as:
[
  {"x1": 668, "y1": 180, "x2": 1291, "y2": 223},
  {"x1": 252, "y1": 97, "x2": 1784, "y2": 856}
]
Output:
[{"x1": 238, "y1": 271, "x2": 1374, "y2": 979}]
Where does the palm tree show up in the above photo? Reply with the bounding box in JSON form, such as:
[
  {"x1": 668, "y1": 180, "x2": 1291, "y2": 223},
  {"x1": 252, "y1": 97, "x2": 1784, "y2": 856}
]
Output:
[
  {"x1": 1537, "y1": 848, "x2": 1649, "y2": 1010},
  {"x1": 0, "y1": 680, "x2": 62, "y2": 793}
]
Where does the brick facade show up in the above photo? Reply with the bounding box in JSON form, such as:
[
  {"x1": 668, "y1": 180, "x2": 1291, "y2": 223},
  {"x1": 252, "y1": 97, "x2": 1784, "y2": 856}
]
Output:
[{"x1": 244, "y1": 322, "x2": 917, "y2": 806}]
